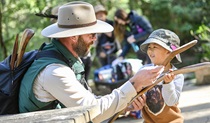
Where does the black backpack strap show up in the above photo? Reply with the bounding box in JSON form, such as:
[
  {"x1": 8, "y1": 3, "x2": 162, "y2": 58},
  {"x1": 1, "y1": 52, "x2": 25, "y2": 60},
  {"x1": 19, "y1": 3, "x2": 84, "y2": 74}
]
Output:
[
  {"x1": 38, "y1": 43, "x2": 47, "y2": 51},
  {"x1": 35, "y1": 42, "x2": 70, "y2": 66},
  {"x1": 35, "y1": 50, "x2": 72, "y2": 68}
]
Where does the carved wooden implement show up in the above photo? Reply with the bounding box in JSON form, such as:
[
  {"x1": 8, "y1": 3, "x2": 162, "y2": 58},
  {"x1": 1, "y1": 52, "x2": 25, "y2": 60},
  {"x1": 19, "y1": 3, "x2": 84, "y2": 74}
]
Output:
[
  {"x1": 10, "y1": 34, "x2": 19, "y2": 70},
  {"x1": 15, "y1": 29, "x2": 34, "y2": 67},
  {"x1": 108, "y1": 40, "x2": 198, "y2": 123}
]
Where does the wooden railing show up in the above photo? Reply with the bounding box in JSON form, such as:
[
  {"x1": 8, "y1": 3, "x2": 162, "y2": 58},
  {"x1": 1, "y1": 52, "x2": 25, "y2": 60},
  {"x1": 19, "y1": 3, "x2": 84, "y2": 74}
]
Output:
[{"x1": 0, "y1": 105, "x2": 99, "y2": 123}]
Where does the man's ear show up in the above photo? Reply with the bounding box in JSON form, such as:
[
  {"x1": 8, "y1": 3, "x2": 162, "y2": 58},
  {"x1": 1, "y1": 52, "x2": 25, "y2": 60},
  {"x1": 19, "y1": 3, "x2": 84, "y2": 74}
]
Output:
[{"x1": 70, "y1": 36, "x2": 79, "y2": 42}]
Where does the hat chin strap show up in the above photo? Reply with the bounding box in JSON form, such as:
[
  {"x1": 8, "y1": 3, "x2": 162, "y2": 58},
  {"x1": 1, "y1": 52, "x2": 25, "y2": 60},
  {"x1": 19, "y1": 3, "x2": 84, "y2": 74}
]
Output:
[{"x1": 58, "y1": 21, "x2": 97, "y2": 28}]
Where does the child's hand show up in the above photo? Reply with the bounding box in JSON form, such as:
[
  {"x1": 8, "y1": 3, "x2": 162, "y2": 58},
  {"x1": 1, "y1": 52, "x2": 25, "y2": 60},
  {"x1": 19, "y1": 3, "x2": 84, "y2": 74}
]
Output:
[
  {"x1": 163, "y1": 69, "x2": 175, "y2": 84},
  {"x1": 126, "y1": 94, "x2": 146, "y2": 111}
]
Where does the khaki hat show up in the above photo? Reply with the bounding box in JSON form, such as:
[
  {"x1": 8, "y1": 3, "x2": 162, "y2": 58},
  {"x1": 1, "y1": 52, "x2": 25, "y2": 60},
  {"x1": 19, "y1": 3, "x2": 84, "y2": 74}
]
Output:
[
  {"x1": 94, "y1": 4, "x2": 107, "y2": 15},
  {"x1": 41, "y1": 1, "x2": 113, "y2": 38},
  {"x1": 140, "y1": 29, "x2": 182, "y2": 63}
]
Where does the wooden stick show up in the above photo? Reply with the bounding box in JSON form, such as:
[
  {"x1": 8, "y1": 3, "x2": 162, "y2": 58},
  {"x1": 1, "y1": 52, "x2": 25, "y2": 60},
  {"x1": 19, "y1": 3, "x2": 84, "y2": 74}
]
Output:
[
  {"x1": 15, "y1": 29, "x2": 34, "y2": 67},
  {"x1": 108, "y1": 40, "x2": 198, "y2": 123},
  {"x1": 162, "y1": 40, "x2": 197, "y2": 66},
  {"x1": 108, "y1": 62, "x2": 210, "y2": 123},
  {"x1": 10, "y1": 34, "x2": 19, "y2": 70}
]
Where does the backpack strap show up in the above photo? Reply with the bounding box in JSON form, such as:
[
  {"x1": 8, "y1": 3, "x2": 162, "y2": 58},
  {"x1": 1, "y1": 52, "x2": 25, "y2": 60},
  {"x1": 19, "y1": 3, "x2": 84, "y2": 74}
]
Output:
[
  {"x1": 36, "y1": 50, "x2": 71, "y2": 67},
  {"x1": 35, "y1": 43, "x2": 72, "y2": 68}
]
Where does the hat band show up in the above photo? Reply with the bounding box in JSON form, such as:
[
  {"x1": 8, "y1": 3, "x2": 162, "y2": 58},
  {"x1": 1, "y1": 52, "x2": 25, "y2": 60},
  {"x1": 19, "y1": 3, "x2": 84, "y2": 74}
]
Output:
[{"x1": 58, "y1": 21, "x2": 97, "y2": 28}]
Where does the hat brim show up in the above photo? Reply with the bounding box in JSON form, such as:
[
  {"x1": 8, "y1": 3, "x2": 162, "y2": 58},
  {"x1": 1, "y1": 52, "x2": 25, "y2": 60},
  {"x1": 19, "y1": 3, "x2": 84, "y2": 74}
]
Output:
[
  {"x1": 41, "y1": 20, "x2": 113, "y2": 38},
  {"x1": 140, "y1": 38, "x2": 172, "y2": 53},
  {"x1": 140, "y1": 38, "x2": 182, "y2": 63},
  {"x1": 95, "y1": 10, "x2": 107, "y2": 15}
]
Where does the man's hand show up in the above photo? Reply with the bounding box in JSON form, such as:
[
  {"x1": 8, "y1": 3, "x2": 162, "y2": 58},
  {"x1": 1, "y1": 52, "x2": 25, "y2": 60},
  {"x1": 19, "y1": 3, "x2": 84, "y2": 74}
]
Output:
[
  {"x1": 126, "y1": 94, "x2": 146, "y2": 111},
  {"x1": 129, "y1": 66, "x2": 164, "y2": 92}
]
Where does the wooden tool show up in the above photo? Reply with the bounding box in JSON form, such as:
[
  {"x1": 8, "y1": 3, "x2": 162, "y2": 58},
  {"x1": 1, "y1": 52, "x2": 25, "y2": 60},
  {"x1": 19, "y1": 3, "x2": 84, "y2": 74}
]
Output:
[
  {"x1": 133, "y1": 62, "x2": 210, "y2": 99},
  {"x1": 15, "y1": 29, "x2": 35, "y2": 67},
  {"x1": 108, "y1": 62, "x2": 210, "y2": 123},
  {"x1": 108, "y1": 40, "x2": 198, "y2": 123},
  {"x1": 10, "y1": 34, "x2": 19, "y2": 70},
  {"x1": 162, "y1": 40, "x2": 197, "y2": 66}
]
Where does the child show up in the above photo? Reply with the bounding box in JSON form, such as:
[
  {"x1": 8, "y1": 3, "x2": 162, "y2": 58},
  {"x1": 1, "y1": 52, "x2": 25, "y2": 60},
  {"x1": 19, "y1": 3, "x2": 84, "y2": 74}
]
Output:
[{"x1": 140, "y1": 29, "x2": 184, "y2": 123}]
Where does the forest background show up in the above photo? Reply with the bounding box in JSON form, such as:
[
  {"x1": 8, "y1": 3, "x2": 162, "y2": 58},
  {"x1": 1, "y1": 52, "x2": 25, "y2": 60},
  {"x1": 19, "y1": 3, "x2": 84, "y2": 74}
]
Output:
[{"x1": 1, "y1": 0, "x2": 210, "y2": 79}]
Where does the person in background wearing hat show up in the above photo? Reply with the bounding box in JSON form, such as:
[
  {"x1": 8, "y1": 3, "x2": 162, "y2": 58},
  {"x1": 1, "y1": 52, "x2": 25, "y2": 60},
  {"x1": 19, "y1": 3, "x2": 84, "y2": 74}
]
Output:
[
  {"x1": 140, "y1": 28, "x2": 184, "y2": 123},
  {"x1": 114, "y1": 9, "x2": 153, "y2": 65},
  {"x1": 19, "y1": 1, "x2": 164, "y2": 122},
  {"x1": 94, "y1": 4, "x2": 118, "y2": 66}
]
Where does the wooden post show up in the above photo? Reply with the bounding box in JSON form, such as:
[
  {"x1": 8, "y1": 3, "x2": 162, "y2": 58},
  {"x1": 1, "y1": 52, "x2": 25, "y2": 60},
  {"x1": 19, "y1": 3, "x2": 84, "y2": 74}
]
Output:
[{"x1": 195, "y1": 67, "x2": 210, "y2": 85}]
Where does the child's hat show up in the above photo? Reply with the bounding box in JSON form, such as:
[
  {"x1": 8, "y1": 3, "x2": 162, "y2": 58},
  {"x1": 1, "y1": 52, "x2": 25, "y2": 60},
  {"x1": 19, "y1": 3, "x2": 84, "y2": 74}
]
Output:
[{"x1": 140, "y1": 28, "x2": 182, "y2": 63}]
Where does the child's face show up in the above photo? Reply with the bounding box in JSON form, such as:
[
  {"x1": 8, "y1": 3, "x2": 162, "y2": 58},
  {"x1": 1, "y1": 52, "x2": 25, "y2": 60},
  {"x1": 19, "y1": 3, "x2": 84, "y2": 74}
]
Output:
[{"x1": 147, "y1": 43, "x2": 170, "y2": 65}]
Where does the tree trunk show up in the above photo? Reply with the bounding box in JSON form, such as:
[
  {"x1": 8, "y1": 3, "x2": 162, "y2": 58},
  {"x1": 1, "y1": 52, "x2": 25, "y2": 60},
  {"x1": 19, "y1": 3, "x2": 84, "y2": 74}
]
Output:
[{"x1": 0, "y1": 1, "x2": 8, "y2": 59}]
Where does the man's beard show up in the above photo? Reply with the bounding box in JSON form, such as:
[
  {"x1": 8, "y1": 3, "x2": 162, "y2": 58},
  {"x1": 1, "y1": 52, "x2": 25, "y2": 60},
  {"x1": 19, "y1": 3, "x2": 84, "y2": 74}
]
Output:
[{"x1": 73, "y1": 36, "x2": 90, "y2": 57}]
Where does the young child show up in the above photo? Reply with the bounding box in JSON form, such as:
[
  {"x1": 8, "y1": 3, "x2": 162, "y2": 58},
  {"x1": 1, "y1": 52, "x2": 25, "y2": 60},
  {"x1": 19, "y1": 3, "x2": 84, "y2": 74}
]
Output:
[{"x1": 140, "y1": 29, "x2": 184, "y2": 123}]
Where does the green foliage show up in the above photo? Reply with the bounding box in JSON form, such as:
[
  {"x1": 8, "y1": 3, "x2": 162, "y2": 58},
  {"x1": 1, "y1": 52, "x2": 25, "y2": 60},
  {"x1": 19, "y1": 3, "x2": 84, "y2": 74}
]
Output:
[
  {"x1": 141, "y1": 0, "x2": 210, "y2": 45},
  {"x1": 0, "y1": 0, "x2": 209, "y2": 64},
  {"x1": 0, "y1": 0, "x2": 72, "y2": 60},
  {"x1": 191, "y1": 24, "x2": 210, "y2": 62}
]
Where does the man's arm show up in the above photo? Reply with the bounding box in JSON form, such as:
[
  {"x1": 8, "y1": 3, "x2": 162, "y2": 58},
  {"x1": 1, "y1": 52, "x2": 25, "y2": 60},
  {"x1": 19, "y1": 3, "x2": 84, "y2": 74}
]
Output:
[{"x1": 35, "y1": 64, "x2": 163, "y2": 122}]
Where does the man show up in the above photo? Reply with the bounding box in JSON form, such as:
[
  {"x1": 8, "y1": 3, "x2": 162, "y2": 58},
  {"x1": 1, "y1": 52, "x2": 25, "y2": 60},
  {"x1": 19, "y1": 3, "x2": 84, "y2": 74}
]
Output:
[
  {"x1": 94, "y1": 4, "x2": 118, "y2": 66},
  {"x1": 51, "y1": 5, "x2": 93, "y2": 82},
  {"x1": 19, "y1": 1, "x2": 164, "y2": 122}
]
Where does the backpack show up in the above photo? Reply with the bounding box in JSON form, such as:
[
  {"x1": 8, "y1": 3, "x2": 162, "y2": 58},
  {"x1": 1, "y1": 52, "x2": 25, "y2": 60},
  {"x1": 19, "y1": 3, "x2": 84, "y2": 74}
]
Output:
[
  {"x1": 94, "y1": 62, "x2": 133, "y2": 82},
  {"x1": 111, "y1": 62, "x2": 133, "y2": 81},
  {"x1": 0, "y1": 43, "x2": 68, "y2": 115}
]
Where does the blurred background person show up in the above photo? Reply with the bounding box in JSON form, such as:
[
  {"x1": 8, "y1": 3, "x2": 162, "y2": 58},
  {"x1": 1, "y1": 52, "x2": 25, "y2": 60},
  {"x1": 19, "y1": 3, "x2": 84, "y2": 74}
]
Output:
[
  {"x1": 114, "y1": 9, "x2": 153, "y2": 65},
  {"x1": 94, "y1": 4, "x2": 119, "y2": 66}
]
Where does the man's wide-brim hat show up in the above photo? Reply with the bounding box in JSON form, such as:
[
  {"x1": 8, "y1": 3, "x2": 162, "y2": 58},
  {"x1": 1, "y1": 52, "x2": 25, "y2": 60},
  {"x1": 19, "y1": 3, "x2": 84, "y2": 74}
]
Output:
[{"x1": 41, "y1": 1, "x2": 113, "y2": 38}]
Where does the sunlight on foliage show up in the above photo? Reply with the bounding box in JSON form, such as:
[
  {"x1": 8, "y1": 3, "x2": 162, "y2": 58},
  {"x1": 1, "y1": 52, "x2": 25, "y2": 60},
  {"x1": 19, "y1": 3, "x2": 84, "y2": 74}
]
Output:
[{"x1": 191, "y1": 24, "x2": 210, "y2": 62}]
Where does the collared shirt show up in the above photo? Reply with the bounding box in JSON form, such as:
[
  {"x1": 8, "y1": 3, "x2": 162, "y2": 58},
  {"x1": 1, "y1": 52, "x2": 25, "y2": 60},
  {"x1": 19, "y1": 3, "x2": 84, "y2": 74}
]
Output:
[{"x1": 33, "y1": 39, "x2": 137, "y2": 123}]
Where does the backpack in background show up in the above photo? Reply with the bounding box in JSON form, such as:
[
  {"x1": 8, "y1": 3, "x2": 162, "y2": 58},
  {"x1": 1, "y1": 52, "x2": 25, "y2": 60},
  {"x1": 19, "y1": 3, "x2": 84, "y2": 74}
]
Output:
[
  {"x1": 111, "y1": 62, "x2": 133, "y2": 82},
  {"x1": 94, "y1": 61, "x2": 133, "y2": 83}
]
